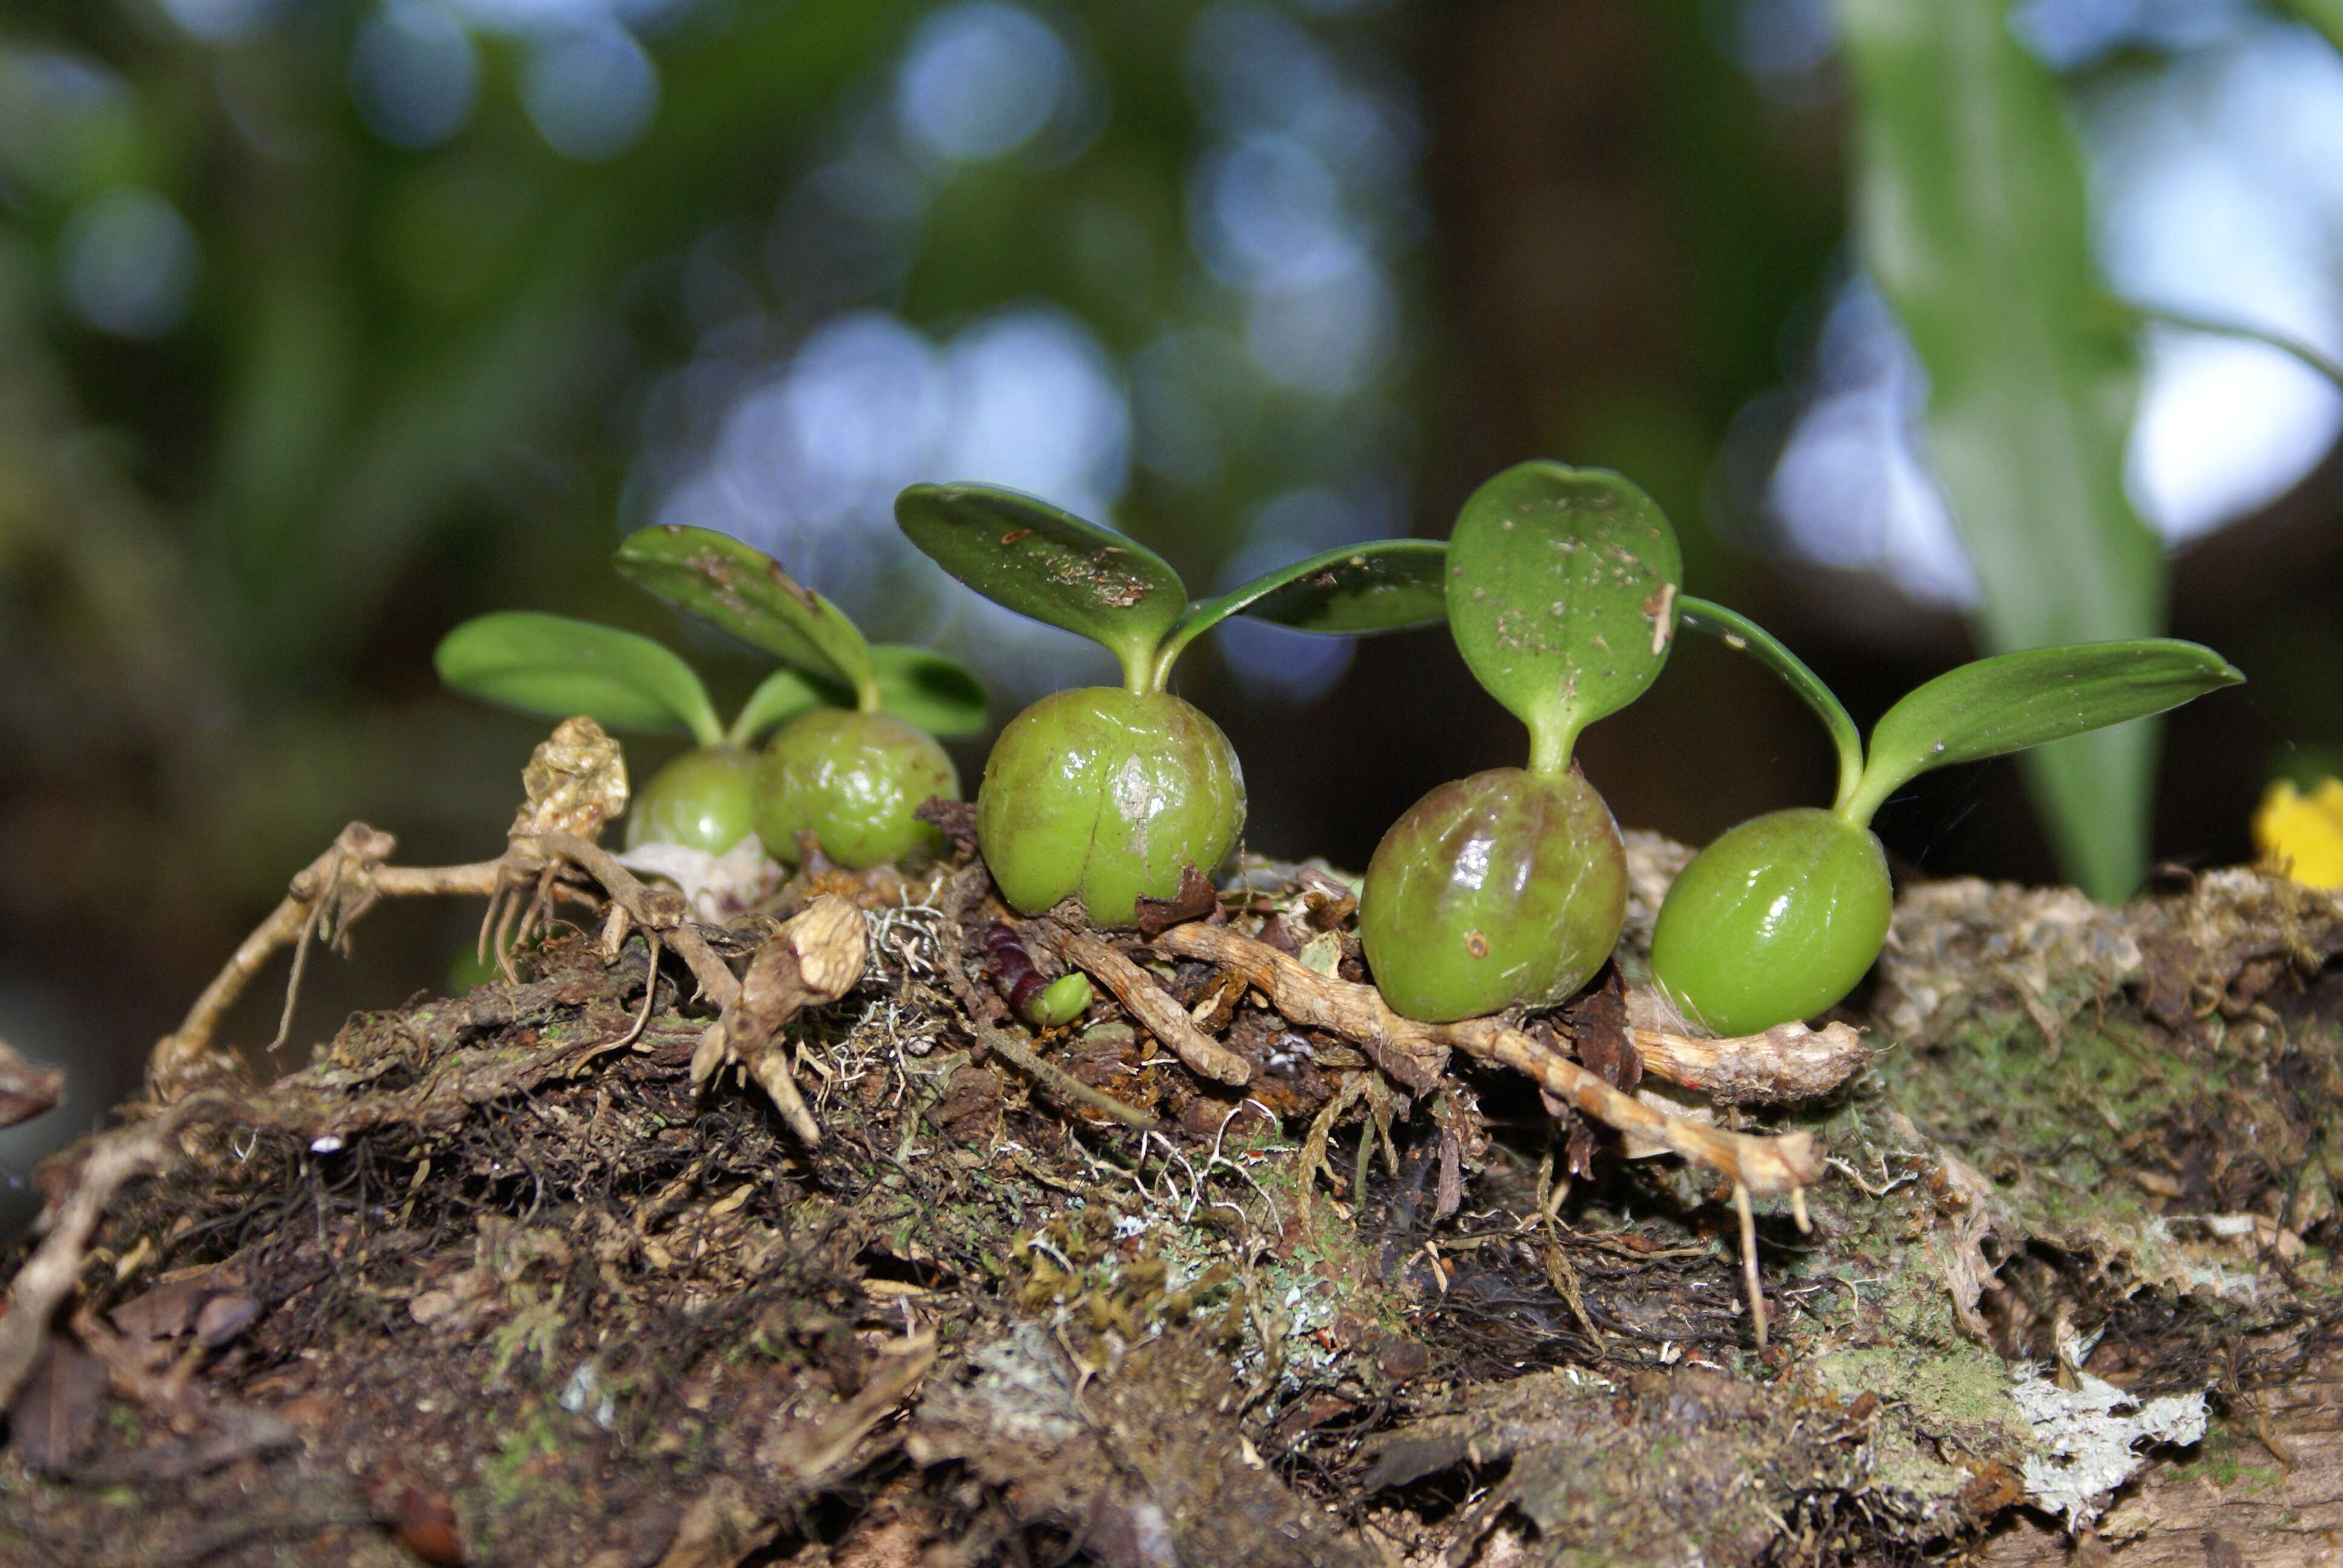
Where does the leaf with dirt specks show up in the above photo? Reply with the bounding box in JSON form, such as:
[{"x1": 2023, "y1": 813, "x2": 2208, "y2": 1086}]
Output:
[
  {"x1": 1445, "y1": 462, "x2": 1682, "y2": 772},
  {"x1": 894, "y1": 482, "x2": 1185, "y2": 687},
  {"x1": 615, "y1": 524, "x2": 878, "y2": 705}
]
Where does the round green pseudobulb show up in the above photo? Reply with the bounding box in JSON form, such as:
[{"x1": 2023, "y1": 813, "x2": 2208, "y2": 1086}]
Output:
[
  {"x1": 977, "y1": 688, "x2": 1245, "y2": 928},
  {"x1": 1359, "y1": 767, "x2": 1627, "y2": 1024},
  {"x1": 755, "y1": 709, "x2": 958, "y2": 869},
  {"x1": 1650, "y1": 807, "x2": 1893, "y2": 1036},
  {"x1": 626, "y1": 746, "x2": 760, "y2": 854}
]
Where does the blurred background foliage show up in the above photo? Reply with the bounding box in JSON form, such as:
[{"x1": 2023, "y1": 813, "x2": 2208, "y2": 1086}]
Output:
[{"x1": 2, "y1": 0, "x2": 2339, "y2": 1197}]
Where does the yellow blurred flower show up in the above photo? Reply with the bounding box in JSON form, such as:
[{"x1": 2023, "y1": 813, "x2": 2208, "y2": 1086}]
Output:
[{"x1": 2253, "y1": 777, "x2": 2343, "y2": 890}]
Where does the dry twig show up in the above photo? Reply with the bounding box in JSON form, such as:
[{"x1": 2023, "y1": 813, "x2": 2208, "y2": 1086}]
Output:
[
  {"x1": 689, "y1": 895, "x2": 868, "y2": 1146},
  {"x1": 0, "y1": 1099, "x2": 209, "y2": 1411},
  {"x1": 1156, "y1": 923, "x2": 1825, "y2": 1197},
  {"x1": 1041, "y1": 919, "x2": 1253, "y2": 1086}
]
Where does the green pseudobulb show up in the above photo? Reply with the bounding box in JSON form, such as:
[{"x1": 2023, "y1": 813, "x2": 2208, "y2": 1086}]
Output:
[
  {"x1": 1650, "y1": 807, "x2": 1893, "y2": 1036},
  {"x1": 626, "y1": 746, "x2": 760, "y2": 854},
  {"x1": 756, "y1": 709, "x2": 958, "y2": 869},
  {"x1": 976, "y1": 688, "x2": 1245, "y2": 927},
  {"x1": 1358, "y1": 767, "x2": 1627, "y2": 1024}
]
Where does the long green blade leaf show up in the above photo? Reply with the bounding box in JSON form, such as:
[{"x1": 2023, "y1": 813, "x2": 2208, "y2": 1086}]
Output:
[
  {"x1": 1446, "y1": 462, "x2": 1682, "y2": 773},
  {"x1": 1155, "y1": 538, "x2": 1448, "y2": 683},
  {"x1": 894, "y1": 482, "x2": 1185, "y2": 692},
  {"x1": 1846, "y1": 639, "x2": 2242, "y2": 828},
  {"x1": 870, "y1": 644, "x2": 989, "y2": 736},
  {"x1": 436, "y1": 612, "x2": 723, "y2": 747},
  {"x1": 613, "y1": 526, "x2": 877, "y2": 705},
  {"x1": 1676, "y1": 596, "x2": 1864, "y2": 811},
  {"x1": 1833, "y1": 0, "x2": 2169, "y2": 899}
]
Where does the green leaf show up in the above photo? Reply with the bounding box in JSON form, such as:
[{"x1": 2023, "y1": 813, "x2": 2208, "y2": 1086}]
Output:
[
  {"x1": 729, "y1": 668, "x2": 830, "y2": 746},
  {"x1": 613, "y1": 525, "x2": 877, "y2": 708},
  {"x1": 1843, "y1": 640, "x2": 2243, "y2": 829},
  {"x1": 1155, "y1": 538, "x2": 1449, "y2": 685},
  {"x1": 870, "y1": 644, "x2": 989, "y2": 736},
  {"x1": 435, "y1": 612, "x2": 723, "y2": 748},
  {"x1": 1832, "y1": 0, "x2": 2169, "y2": 900},
  {"x1": 1444, "y1": 462, "x2": 1683, "y2": 774},
  {"x1": 2280, "y1": 0, "x2": 2343, "y2": 56},
  {"x1": 894, "y1": 482, "x2": 1186, "y2": 693},
  {"x1": 1676, "y1": 596, "x2": 1864, "y2": 812}
]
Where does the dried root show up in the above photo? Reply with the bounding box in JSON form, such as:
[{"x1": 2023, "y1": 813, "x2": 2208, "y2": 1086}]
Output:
[{"x1": 1156, "y1": 922, "x2": 1827, "y2": 1199}]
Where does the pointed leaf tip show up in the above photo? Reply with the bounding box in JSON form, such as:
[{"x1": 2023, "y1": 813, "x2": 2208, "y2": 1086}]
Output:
[
  {"x1": 894, "y1": 482, "x2": 1185, "y2": 687},
  {"x1": 614, "y1": 526, "x2": 876, "y2": 701}
]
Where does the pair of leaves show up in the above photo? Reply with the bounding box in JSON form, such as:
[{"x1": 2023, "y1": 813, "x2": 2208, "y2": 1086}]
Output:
[
  {"x1": 436, "y1": 527, "x2": 989, "y2": 746},
  {"x1": 1676, "y1": 601, "x2": 2242, "y2": 831},
  {"x1": 1444, "y1": 462, "x2": 1685, "y2": 773},
  {"x1": 893, "y1": 482, "x2": 1449, "y2": 693}
]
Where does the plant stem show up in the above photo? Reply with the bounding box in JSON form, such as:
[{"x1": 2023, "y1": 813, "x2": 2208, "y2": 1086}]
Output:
[
  {"x1": 1128, "y1": 643, "x2": 1166, "y2": 696},
  {"x1": 1676, "y1": 596, "x2": 1865, "y2": 812},
  {"x1": 1835, "y1": 768, "x2": 1898, "y2": 834},
  {"x1": 1527, "y1": 719, "x2": 1574, "y2": 778}
]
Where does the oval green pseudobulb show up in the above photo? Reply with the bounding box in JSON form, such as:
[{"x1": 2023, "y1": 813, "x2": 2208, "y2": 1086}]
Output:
[
  {"x1": 1358, "y1": 767, "x2": 1627, "y2": 1023},
  {"x1": 626, "y1": 746, "x2": 761, "y2": 854},
  {"x1": 755, "y1": 710, "x2": 959, "y2": 869},
  {"x1": 1650, "y1": 807, "x2": 1893, "y2": 1037},
  {"x1": 977, "y1": 688, "x2": 1245, "y2": 927}
]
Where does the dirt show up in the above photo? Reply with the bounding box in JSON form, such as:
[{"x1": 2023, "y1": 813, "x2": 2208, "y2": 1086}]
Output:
[{"x1": 2, "y1": 822, "x2": 2340, "y2": 1567}]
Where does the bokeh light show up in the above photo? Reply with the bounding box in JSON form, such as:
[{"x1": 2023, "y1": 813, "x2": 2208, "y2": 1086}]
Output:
[
  {"x1": 57, "y1": 186, "x2": 200, "y2": 339},
  {"x1": 350, "y1": 0, "x2": 482, "y2": 150}
]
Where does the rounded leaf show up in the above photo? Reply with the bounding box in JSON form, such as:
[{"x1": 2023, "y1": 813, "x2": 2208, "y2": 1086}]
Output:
[
  {"x1": 1446, "y1": 463, "x2": 1683, "y2": 771},
  {"x1": 895, "y1": 482, "x2": 1185, "y2": 687},
  {"x1": 614, "y1": 525, "x2": 876, "y2": 701},
  {"x1": 1846, "y1": 638, "x2": 2244, "y2": 826},
  {"x1": 870, "y1": 644, "x2": 989, "y2": 736},
  {"x1": 436, "y1": 612, "x2": 722, "y2": 747}
]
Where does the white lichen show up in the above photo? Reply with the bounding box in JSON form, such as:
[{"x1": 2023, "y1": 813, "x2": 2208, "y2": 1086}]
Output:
[{"x1": 2010, "y1": 1366, "x2": 2206, "y2": 1531}]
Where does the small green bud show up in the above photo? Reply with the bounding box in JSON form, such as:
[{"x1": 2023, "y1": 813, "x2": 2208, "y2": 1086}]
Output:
[
  {"x1": 755, "y1": 709, "x2": 958, "y2": 869},
  {"x1": 1359, "y1": 766, "x2": 1627, "y2": 1023},
  {"x1": 977, "y1": 688, "x2": 1245, "y2": 927},
  {"x1": 626, "y1": 746, "x2": 760, "y2": 854},
  {"x1": 1650, "y1": 807, "x2": 1892, "y2": 1036},
  {"x1": 1026, "y1": 972, "x2": 1094, "y2": 1028}
]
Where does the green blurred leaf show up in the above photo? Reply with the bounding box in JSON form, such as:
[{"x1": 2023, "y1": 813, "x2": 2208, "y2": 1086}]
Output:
[
  {"x1": 871, "y1": 644, "x2": 989, "y2": 736},
  {"x1": 1158, "y1": 539, "x2": 1449, "y2": 682},
  {"x1": 1445, "y1": 463, "x2": 1683, "y2": 773},
  {"x1": 435, "y1": 612, "x2": 723, "y2": 747},
  {"x1": 729, "y1": 667, "x2": 830, "y2": 746},
  {"x1": 894, "y1": 482, "x2": 1186, "y2": 691},
  {"x1": 1832, "y1": 0, "x2": 2169, "y2": 899},
  {"x1": 2280, "y1": 0, "x2": 2343, "y2": 54},
  {"x1": 1677, "y1": 596, "x2": 1864, "y2": 811},
  {"x1": 1846, "y1": 640, "x2": 2243, "y2": 828},
  {"x1": 614, "y1": 526, "x2": 877, "y2": 704}
]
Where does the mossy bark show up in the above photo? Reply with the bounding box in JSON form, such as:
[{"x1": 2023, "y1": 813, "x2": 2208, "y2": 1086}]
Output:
[{"x1": 1, "y1": 846, "x2": 2337, "y2": 1567}]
